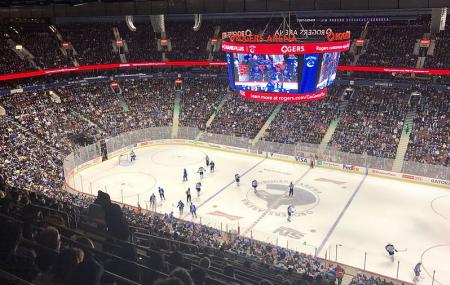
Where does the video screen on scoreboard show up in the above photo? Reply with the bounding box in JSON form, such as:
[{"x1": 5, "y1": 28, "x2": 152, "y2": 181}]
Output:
[
  {"x1": 316, "y1": 52, "x2": 340, "y2": 91},
  {"x1": 232, "y1": 53, "x2": 299, "y2": 93}
]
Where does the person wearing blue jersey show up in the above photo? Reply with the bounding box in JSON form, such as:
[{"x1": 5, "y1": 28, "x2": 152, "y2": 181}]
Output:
[
  {"x1": 177, "y1": 200, "x2": 184, "y2": 215},
  {"x1": 158, "y1": 187, "x2": 165, "y2": 201},
  {"x1": 190, "y1": 203, "x2": 197, "y2": 218}
]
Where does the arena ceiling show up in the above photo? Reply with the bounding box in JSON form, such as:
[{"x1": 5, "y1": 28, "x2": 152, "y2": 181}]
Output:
[{"x1": 0, "y1": 0, "x2": 449, "y2": 17}]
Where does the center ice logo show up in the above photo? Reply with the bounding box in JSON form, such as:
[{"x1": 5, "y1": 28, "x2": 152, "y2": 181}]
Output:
[{"x1": 242, "y1": 179, "x2": 320, "y2": 217}]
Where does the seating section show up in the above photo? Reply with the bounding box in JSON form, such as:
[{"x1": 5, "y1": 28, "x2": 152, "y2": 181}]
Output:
[
  {"x1": 357, "y1": 24, "x2": 426, "y2": 67},
  {"x1": 0, "y1": 17, "x2": 450, "y2": 285},
  {"x1": 329, "y1": 87, "x2": 409, "y2": 159},
  {"x1": 1, "y1": 19, "x2": 450, "y2": 75},
  {"x1": 265, "y1": 86, "x2": 342, "y2": 145},
  {"x1": 425, "y1": 28, "x2": 450, "y2": 68},
  {"x1": 209, "y1": 95, "x2": 276, "y2": 139},
  {"x1": 405, "y1": 91, "x2": 450, "y2": 166},
  {"x1": 179, "y1": 78, "x2": 228, "y2": 129}
]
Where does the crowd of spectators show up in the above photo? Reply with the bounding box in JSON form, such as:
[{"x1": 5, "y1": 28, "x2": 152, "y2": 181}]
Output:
[
  {"x1": 0, "y1": 90, "x2": 101, "y2": 154},
  {"x1": 179, "y1": 78, "x2": 228, "y2": 129},
  {"x1": 329, "y1": 87, "x2": 409, "y2": 159},
  {"x1": 10, "y1": 23, "x2": 73, "y2": 69},
  {"x1": 357, "y1": 24, "x2": 426, "y2": 67},
  {"x1": 59, "y1": 23, "x2": 120, "y2": 66},
  {"x1": 425, "y1": 27, "x2": 450, "y2": 69},
  {"x1": 0, "y1": 75, "x2": 447, "y2": 285},
  {"x1": 2, "y1": 18, "x2": 450, "y2": 76},
  {"x1": 116, "y1": 22, "x2": 162, "y2": 62},
  {"x1": 264, "y1": 86, "x2": 342, "y2": 145},
  {"x1": 0, "y1": 117, "x2": 64, "y2": 193},
  {"x1": 405, "y1": 91, "x2": 450, "y2": 166},
  {"x1": 0, "y1": 33, "x2": 36, "y2": 74},
  {"x1": 209, "y1": 95, "x2": 276, "y2": 139}
]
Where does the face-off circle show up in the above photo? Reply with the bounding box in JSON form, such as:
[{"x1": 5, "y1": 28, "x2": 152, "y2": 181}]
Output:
[{"x1": 242, "y1": 179, "x2": 320, "y2": 217}]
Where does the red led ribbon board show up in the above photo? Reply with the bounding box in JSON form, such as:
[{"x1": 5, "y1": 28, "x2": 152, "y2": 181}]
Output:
[
  {"x1": 221, "y1": 40, "x2": 351, "y2": 55},
  {"x1": 239, "y1": 89, "x2": 328, "y2": 103},
  {"x1": 1, "y1": 62, "x2": 450, "y2": 82}
]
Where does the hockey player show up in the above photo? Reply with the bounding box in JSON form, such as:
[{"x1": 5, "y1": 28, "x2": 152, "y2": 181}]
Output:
[
  {"x1": 289, "y1": 182, "x2": 294, "y2": 197},
  {"x1": 130, "y1": 150, "x2": 136, "y2": 162},
  {"x1": 195, "y1": 182, "x2": 202, "y2": 197},
  {"x1": 177, "y1": 200, "x2": 184, "y2": 215},
  {"x1": 209, "y1": 161, "x2": 215, "y2": 173},
  {"x1": 413, "y1": 262, "x2": 422, "y2": 282},
  {"x1": 235, "y1": 174, "x2": 240, "y2": 186},
  {"x1": 205, "y1": 155, "x2": 210, "y2": 166},
  {"x1": 186, "y1": 188, "x2": 191, "y2": 203},
  {"x1": 252, "y1": 179, "x2": 258, "y2": 193},
  {"x1": 287, "y1": 205, "x2": 295, "y2": 222},
  {"x1": 158, "y1": 187, "x2": 165, "y2": 201},
  {"x1": 385, "y1": 243, "x2": 398, "y2": 261},
  {"x1": 149, "y1": 193, "x2": 156, "y2": 211},
  {"x1": 198, "y1": 166, "x2": 206, "y2": 179},
  {"x1": 190, "y1": 203, "x2": 197, "y2": 218},
  {"x1": 183, "y1": 168, "x2": 188, "y2": 182}
]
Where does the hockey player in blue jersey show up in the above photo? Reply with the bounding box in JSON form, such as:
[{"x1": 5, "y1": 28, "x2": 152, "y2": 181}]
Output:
[
  {"x1": 195, "y1": 182, "x2": 202, "y2": 197},
  {"x1": 186, "y1": 188, "x2": 191, "y2": 203},
  {"x1": 190, "y1": 203, "x2": 197, "y2": 218},
  {"x1": 252, "y1": 179, "x2": 258, "y2": 193},
  {"x1": 149, "y1": 193, "x2": 156, "y2": 211},
  {"x1": 177, "y1": 200, "x2": 184, "y2": 215},
  {"x1": 183, "y1": 168, "x2": 188, "y2": 182},
  {"x1": 209, "y1": 161, "x2": 215, "y2": 173},
  {"x1": 158, "y1": 187, "x2": 165, "y2": 201},
  {"x1": 385, "y1": 243, "x2": 398, "y2": 261}
]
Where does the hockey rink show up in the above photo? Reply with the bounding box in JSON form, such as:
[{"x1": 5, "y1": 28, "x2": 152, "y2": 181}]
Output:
[{"x1": 69, "y1": 144, "x2": 450, "y2": 284}]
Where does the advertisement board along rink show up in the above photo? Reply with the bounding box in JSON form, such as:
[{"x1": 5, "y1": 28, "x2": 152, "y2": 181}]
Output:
[{"x1": 69, "y1": 143, "x2": 450, "y2": 284}]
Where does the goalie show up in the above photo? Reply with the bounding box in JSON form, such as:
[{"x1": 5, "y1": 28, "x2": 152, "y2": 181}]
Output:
[{"x1": 130, "y1": 150, "x2": 136, "y2": 162}]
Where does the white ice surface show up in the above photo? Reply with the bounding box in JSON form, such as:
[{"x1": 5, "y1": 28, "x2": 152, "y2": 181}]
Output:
[{"x1": 70, "y1": 144, "x2": 450, "y2": 284}]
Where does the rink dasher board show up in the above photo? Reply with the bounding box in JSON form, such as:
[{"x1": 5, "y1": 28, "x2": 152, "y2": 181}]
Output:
[{"x1": 65, "y1": 139, "x2": 450, "y2": 191}]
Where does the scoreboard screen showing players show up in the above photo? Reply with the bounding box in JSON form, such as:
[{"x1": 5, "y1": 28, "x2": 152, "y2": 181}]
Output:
[
  {"x1": 232, "y1": 54, "x2": 299, "y2": 94},
  {"x1": 316, "y1": 52, "x2": 340, "y2": 91},
  {"x1": 222, "y1": 40, "x2": 351, "y2": 103}
]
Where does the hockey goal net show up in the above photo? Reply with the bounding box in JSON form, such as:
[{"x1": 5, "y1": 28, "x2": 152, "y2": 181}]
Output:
[{"x1": 118, "y1": 154, "x2": 129, "y2": 166}]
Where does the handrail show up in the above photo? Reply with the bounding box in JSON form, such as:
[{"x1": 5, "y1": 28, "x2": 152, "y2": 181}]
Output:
[{"x1": 0, "y1": 268, "x2": 34, "y2": 285}]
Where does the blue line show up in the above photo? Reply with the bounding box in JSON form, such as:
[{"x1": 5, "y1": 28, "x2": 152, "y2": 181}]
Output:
[
  {"x1": 197, "y1": 157, "x2": 267, "y2": 209},
  {"x1": 317, "y1": 173, "x2": 368, "y2": 255}
]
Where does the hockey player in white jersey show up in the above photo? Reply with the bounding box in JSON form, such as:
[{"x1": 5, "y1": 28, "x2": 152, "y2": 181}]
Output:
[
  {"x1": 235, "y1": 174, "x2": 240, "y2": 186},
  {"x1": 198, "y1": 166, "x2": 206, "y2": 179},
  {"x1": 130, "y1": 150, "x2": 136, "y2": 162},
  {"x1": 287, "y1": 205, "x2": 295, "y2": 222}
]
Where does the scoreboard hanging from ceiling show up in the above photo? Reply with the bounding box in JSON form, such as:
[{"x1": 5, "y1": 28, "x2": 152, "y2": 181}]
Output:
[{"x1": 221, "y1": 30, "x2": 351, "y2": 103}]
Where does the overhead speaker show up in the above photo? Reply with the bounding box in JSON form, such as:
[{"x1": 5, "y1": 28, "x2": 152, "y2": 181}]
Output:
[
  {"x1": 193, "y1": 14, "x2": 202, "y2": 31},
  {"x1": 125, "y1": 16, "x2": 136, "y2": 32}
]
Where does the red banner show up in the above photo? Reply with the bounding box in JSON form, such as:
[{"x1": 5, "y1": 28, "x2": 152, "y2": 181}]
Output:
[
  {"x1": 336, "y1": 65, "x2": 450, "y2": 75},
  {"x1": 221, "y1": 41, "x2": 351, "y2": 55},
  {"x1": 0, "y1": 61, "x2": 227, "y2": 81},
  {"x1": 239, "y1": 89, "x2": 328, "y2": 103},
  {"x1": 1, "y1": 61, "x2": 450, "y2": 82}
]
